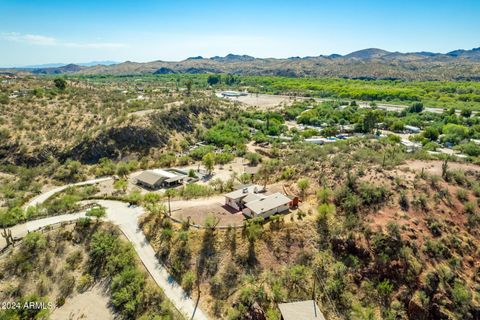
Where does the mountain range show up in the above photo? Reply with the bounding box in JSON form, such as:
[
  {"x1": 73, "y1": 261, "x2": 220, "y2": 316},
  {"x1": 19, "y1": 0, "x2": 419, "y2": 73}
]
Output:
[{"x1": 6, "y1": 48, "x2": 480, "y2": 81}]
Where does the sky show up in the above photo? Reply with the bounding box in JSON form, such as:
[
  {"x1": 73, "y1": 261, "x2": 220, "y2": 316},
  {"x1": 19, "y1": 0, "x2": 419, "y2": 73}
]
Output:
[{"x1": 0, "y1": 0, "x2": 479, "y2": 67}]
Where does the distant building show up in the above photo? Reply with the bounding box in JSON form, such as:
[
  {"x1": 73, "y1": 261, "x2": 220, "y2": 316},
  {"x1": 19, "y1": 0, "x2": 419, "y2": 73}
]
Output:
[
  {"x1": 401, "y1": 139, "x2": 422, "y2": 153},
  {"x1": 135, "y1": 169, "x2": 185, "y2": 189},
  {"x1": 278, "y1": 300, "x2": 325, "y2": 320},
  {"x1": 404, "y1": 125, "x2": 421, "y2": 133},
  {"x1": 220, "y1": 91, "x2": 247, "y2": 97}
]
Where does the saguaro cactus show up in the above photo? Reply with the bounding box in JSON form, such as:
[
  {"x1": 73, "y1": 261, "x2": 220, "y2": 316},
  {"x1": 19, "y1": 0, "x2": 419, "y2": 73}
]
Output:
[{"x1": 1, "y1": 228, "x2": 13, "y2": 247}]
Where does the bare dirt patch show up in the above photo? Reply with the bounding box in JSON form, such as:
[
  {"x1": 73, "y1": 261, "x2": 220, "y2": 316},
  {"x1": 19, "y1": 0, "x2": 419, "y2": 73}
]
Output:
[
  {"x1": 170, "y1": 195, "x2": 243, "y2": 226},
  {"x1": 50, "y1": 284, "x2": 114, "y2": 320},
  {"x1": 219, "y1": 93, "x2": 303, "y2": 110}
]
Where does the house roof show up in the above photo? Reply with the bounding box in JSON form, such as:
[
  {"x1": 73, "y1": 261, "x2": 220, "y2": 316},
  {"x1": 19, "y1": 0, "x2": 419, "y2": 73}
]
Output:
[
  {"x1": 242, "y1": 193, "x2": 264, "y2": 203},
  {"x1": 245, "y1": 192, "x2": 291, "y2": 215},
  {"x1": 278, "y1": 300, "x2": 325, "y2": 320},
  {"x1": 150, "y1": 169, "x2": 178, "y2": 179},
  {"x1": 224, "y1": 185, "x2": 260, "y2": 200},
  {"x1": 136, "y1": 171, "x2": 164, "y2": 186}
]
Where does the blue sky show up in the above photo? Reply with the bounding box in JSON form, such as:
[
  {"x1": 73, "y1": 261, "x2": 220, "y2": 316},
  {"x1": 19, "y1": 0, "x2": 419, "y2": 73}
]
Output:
[{"x1": 1, "y1": 0, "x2": 479, "y2": 67}]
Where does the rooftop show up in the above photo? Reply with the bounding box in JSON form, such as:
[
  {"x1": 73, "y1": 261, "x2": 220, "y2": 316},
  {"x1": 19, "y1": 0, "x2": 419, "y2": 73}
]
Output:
[
  {"x1": 136, "y1": 171, "x2": 164, "y2": 185},
  {"x1": 224, "y1": 185, "x2": 261, "y2": 200},
  {"x1": 278, "y1": 300, "x2": 325, "y2": 320},
  {"x1": 245, "y1": 192, "x2": 291, "y2": 215},
  {"x1": 150, "y1": 169, "x2": 178, "y2": 179}
]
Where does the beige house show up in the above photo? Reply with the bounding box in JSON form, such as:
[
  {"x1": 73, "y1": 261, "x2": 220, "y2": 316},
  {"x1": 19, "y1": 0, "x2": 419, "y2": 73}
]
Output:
[
  {"x1": 242, "y1": 192, "x2": 291, "y2": 218},
  {"x1": 224, "y1": 186, "x2": 291, "y2": 218},
  {"x1": 135, "y1": 169, "x2": 184, "y2": 189},
  {"x1": 224, "y1": 185, "x2": 261, "y2": 210}
]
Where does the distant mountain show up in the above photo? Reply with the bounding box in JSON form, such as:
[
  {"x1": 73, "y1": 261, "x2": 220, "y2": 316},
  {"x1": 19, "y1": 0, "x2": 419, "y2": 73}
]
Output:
[
  {"x1": 11, "y1": 47, "x2": 480, "y2": 81},
  {"x1": 32, "y1": 64, "x2": 83, "y2": 75},
  {"x1": 19, "y1": 61, "x2": 118, "y2": 69},
  {"x1": 210, "y1": 54, "x2": 256, "y2": 62},
  {"x1": 343, "y1": 48, "x2": 391, "y2": 59},
  {"x1": 446, "y1": 47, "x2": 480, "y2": 60}
]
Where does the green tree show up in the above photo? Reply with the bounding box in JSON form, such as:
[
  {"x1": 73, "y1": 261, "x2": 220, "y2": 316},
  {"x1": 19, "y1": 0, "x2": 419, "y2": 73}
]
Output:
[
  {"x1": 297, "y1": 178, "x2": 310, "y2": 199},
  {"x1": 207, "y1": 74, "x2": 221, "y2": 86},
  {"x1": 185, "y1": 79, "x2": 193, "y2": 95},
  {"x1": 114, "y1": 178, "x2": 128, "y2": 194},
  {"x1": 86, "y1": 206, "x2": 106, "y2": 221},
  {"x1": 423, "y1": 127, "x2": 439, "y2": 141},
  {"x1": 202, "y1": 152, "x2": 215, "y2": 175},
  {"x1": 116, "y1": 161, "x2": 130, "y2": 178},
  {"x1": 164, "y1": 188, "x2": 176, "y2": 216},
  {"x1": 245, "y1": 152, "x2": 261, "y2": 166},
  {"x1": 54, "y1": 78, "x2": 67, "y2": 90},
  {"x1": 361, "y1": 111, "x2": 378, "y2": 133},
  {"x1": 407, "y1": 102, "x2": 424, "y2": 113}
]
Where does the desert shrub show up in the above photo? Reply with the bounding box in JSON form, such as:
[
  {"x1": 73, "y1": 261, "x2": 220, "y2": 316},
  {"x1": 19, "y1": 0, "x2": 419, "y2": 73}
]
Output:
[
  {"x1": 111, "y1": 267, "x2": 145, "y2": 317},
  {"x1": 86, "y1": 206, "x2": 106, "y2": 220},
  {"x1": 59, "y1": 273, "x2": 75, "y2": 298},
  {"x1": 357, "y1": 182, "x2": 390, "y2": 207},
  {"x1": 450, "y1": 280, "x2": 472, "y2": 314},
  {"x1": 0, "y1": 206, "x2": 24, "y2": 227},
  {"x1": 426, "y1": 219, "x2": 442, "y2": 237},
  {"x1": 316, "y1": 187, "x2": 333, "y2": 204},
  {"x1": 66, "y1": 250, "x2": 83, "y2": 270},
  {"x1": 450, "y1": 169, "x2": 469, "y2": 186},
  {"x1": 178, "y1": 183, "x2": 215, "y2": 199},
  {"x1": 45, "y1": 194, "x2": 81, "y2": 214},
  {"x1": 189, "y1": 145, "x2": 215, "y2": 160},
  {"x1": 181, "y1": 270, "x2": 196, "y2": 293},
  {"x1": 456, "y1": 188, "x2": 469, "y2": 202},
  {"x1": 423, "y1": 239, "x2": 450, "y2": 259},
  {"x1": 399, "y1": 191, "x2": 409, "y2": 211},
  {"x1": 77, "y1": 274, "x2": 94, "y2": 292},
  {"x1": 412, "y1": 193, "x2": 428, "y2": 211},
  {"x1": 125, "y1": 191, "x2": 143, "y2": 205},
  {"x1": 245, "y1": 152, "x2": 262, "y2": 166}
]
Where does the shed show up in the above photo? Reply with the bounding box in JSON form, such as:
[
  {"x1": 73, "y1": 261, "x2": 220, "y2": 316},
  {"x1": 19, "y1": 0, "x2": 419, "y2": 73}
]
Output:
[{"x1": 278, "y1": 300, "x2": 325, "y2": 320}]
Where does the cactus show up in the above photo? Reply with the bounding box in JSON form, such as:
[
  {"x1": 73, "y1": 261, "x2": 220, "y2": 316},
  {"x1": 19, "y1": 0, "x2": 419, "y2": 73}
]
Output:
[{"x1": 1, "y1": 228, "x2": 13, "y2": 247}]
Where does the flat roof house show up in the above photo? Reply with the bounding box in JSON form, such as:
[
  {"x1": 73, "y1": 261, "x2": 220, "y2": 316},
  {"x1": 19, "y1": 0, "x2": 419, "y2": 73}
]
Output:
[
  {"x1": 243, "y1": 192, "x2": 291, "y2": 219},
  {"x1": 224, "y1": 185, "x2": 261, "y2": 210},
  {"x1": 135, "y1": 169, "x2": 184, "y2": 189},
  {"x1": 278, "y1": 300, "x2": 325, "y2": 320}
]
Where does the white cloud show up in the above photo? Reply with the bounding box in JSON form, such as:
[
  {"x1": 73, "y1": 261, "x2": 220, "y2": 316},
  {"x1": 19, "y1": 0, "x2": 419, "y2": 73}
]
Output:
[
  {"x1": 64, "y1": 42, "x2": 126, "y2": 49},
  {"x1": 1, "y1": 32, "x2": 57, "y2": 45},
  {"x1": 1, "y1": 32, "x2": 126, "y2": 49}
]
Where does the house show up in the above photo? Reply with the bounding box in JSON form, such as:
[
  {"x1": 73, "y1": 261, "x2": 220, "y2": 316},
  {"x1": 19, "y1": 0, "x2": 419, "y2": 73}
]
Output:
[
  {"x1": 401, "y1": 139, "x2": 422, "y2": 153},
  {"x1": 224, "y1": 186, "x2": 291, "y2": 218},
  {"x1": 278, "y1": 300, "x2": 325, "y2": 320},
  {"x1": 135, "y1": 169, "x2": 185, "y2": 189},
  {"x1": 243, "y1": 192, "x2": 291, "y2": 218},
  {"x1": 404, "y1": 125, "x2": 421, "y2": 133},
  {"x1": 224, "y1": 185, "x2": 261, "y2": 210}
]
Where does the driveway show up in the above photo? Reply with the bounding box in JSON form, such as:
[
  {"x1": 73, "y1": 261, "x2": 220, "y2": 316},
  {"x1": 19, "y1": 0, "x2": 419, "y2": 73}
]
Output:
[
  {"x1": 25, "y1": 177, "x2": 112, "y2": 208},
  {"x1": 4, "y1": 199, "x2": 208, "y2": 320}
]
